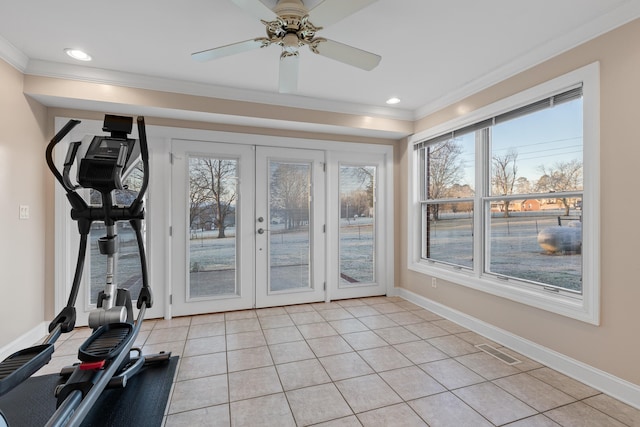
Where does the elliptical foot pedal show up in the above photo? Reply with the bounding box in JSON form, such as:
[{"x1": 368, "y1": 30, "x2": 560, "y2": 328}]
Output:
[
  {"x1": 78, "y1": 323, "x2": 133, "y2": 363},
  {"x1": 0, "y1": 344, "x2": 54, "y2": 396}
]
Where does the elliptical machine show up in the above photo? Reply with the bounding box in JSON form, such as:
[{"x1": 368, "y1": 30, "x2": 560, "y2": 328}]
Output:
[{"x1": 0, "y1": 115, "x2": 170, "y2": 427}]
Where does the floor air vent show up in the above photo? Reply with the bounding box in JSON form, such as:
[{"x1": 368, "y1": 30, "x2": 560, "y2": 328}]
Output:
[{"x1": 475, "y1": 344, "x2": 521, "y2": 365}]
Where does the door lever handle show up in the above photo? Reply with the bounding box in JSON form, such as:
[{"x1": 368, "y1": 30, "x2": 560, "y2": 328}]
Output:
[{"x1": 258, "y1": 228, "x2": 268, "y2": 234}]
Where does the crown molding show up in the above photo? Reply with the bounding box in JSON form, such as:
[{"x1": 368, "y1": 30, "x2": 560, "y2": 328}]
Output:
[{"x1": 0, "y1": 34, "x2": 28, "y2": 72}]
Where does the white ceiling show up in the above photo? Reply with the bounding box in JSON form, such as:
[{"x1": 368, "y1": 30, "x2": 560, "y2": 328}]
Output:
[{"x1": 1, "y1": 0, "x2": 640, "y2": 136}]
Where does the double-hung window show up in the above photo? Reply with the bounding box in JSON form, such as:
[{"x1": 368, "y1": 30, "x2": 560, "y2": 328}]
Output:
[{"x1": 409, "y1": 63, "x2": 600, "y2": 324}]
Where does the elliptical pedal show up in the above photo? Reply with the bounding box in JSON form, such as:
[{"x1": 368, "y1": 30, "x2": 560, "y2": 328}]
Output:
[
  {"x1": 0, "y1": 344, "x2": 54, "y2": 396},
  {"x1": 78, "y1": 323, "x2": 133, "y2": 363}
]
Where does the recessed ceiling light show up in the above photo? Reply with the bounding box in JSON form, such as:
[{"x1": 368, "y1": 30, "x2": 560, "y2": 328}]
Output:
[
  {"x1": 64, "y1": 48, "x2": 92, "y2": 61},
  {"x1": 386, "y1": 97, "x2": 401, "y2": 105}
]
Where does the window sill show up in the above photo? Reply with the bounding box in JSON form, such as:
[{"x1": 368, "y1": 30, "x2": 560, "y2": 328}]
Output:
[{"x1": 408, "y1": 259, "x2": 599, "y2": 325}]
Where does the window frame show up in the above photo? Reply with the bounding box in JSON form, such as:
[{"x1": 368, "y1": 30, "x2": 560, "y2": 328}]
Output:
[{"x1": 408, "y1": 62, "x2": 600, "y2": 325}]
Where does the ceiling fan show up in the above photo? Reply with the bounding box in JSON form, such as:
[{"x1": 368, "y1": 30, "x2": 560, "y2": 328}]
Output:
[{"x1": 192, "y1": 0, "x2": 381, "y2": 93}]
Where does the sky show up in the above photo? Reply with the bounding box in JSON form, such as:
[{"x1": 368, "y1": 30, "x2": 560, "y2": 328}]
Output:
[{"x1": 456, "y1": 98, "x2": 583, "y2": 189}]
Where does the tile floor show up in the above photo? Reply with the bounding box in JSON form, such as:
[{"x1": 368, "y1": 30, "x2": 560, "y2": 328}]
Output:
[{"x1": 38, "y1": 296, "x2": 640, "y2": 426}]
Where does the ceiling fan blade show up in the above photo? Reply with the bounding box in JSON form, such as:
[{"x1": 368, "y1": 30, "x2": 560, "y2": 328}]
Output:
[
  {"x1": 231, "y1": 0, "x2": 276, "y2": 21},
  {"x1": 279, "y1": 54, "x2": 299, "y2": 93},
  {"x1": 192, "y1": 39, "x2": 265, "y2": 62},
  {"x1": 309, "y1": 0, "x2": 378, "y2": 27},
  {"x1": 312, "y1": 39, "x2": 381, "y2": 71}
]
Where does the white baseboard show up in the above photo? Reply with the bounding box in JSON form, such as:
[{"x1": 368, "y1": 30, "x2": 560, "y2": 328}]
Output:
[
  {"x1": 0, "y1": 322, "x2": 48, "y2": 361},
  {"x1": 396, "y1": 288, "x2": 640, "y2": 410}
]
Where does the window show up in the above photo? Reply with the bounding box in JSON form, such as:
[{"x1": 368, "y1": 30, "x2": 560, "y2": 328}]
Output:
[{"x1": 409, "y1": 63, "x2": 600, "y2": 324}]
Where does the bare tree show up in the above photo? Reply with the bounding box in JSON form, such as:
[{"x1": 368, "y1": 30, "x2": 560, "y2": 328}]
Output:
[
  {"x1": 492, "y1": 149, "x2": 519, "y2": 217},
  {"x1": 271, "y1": 164, "x2": 309, "y2": 229},
  {"x1": 189, "y1": 158, "x2": 237, "y2": 238},
  {"x1": 427, "y1": 139, "x2": 465, "y2": 220},
  {"x1": 536, "y1": 159, "x2": 583, "y2": 215}
]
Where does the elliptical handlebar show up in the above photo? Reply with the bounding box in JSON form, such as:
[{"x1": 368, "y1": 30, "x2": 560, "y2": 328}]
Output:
[{"x1": 46, "y1": 119, "x2": 81, "y2": 193}]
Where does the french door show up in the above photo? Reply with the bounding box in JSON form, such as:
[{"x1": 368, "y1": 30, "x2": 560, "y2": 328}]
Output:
[{"x1": 170, "y1": 140, "x2": 326, "y2": 316}]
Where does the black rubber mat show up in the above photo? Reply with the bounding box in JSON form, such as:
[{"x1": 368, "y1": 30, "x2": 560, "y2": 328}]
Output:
[{"x1": 0, "y1": 356, "x2": 178, "y2": 427}]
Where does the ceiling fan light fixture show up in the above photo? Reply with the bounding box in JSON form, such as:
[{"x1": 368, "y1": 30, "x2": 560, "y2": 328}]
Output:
[
  {"x1": 64, "y1": 48, "x2": 92, "y2": 61},
  {"x1": 386, "y1": 97, "x2": 401, "y2": 105}
]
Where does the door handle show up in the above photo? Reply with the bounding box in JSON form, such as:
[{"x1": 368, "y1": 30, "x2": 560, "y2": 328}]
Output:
[{"x1": 258, "y1": 228, "x2": 266, "y2": 234}]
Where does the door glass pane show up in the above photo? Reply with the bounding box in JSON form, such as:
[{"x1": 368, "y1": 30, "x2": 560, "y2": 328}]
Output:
[
  {"x1": 88, "y1": 162, "x2": 145, "y2": 305},
  {"x1": 269, "y1": 161, "x2": 311, "y2": 292},
  {"x1": 339, "y1": 165, "x2": 376, "y2": 285},
  {"x1": 188, "y1": 156, "x2": 238, "y2": 299}
]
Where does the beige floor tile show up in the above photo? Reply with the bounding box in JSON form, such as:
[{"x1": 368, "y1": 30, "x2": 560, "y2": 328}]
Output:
[
  {"x1": 357, "y1": 403, "x2": 428, "y2": 427},
  {"x1": 456, "y1": 331, "x2": 500, "y2": 347},
  {"x1": 394, "y1": 340, "x2": 448, "y2": 364},
  {"x1": 168, "y1": 374, "x2": 228, "y2": 414},
  {"x1": 456, "y1": 351, "x2": 520, "y2": 380},
  {"x1": 289, "y1": 311, "x2": 325, "y2": 325},
  {"x1": 379, "y1": 366, "x2": 446, "y2": 400},
  {"x1": 342, "y1": 330, "x2": 388, "y2": 350},
  {"x1": 255, "y1": 306, "x2": 287, "y2": 317},
  {"x1": 224, "y1": 318, "x2": 260, "y2": 334},
  {"x1": 312, "y1": 415, "x2": 362, "y2": 427},
  {"x1": 311, "y1": 302, "x2": 344, "y2": 311},
  {"x1": 409, "y1": 392, "x2": 493, "y2": 427},
  {"x1": 504, "y1": 414, "x2": 562, "y2": 427},
  {"x1": 227, "y1": 346, "x2": 273, "y2": 372},
  {"x1": 419, "y1": 358, "x2": 485, "y2": 389},
  {"x1": 320, "y1": 308, "x2": 355, "y2": 321},
  {"x1": 257, "y1": 314, "x2": 294, "y2": 329},
  {"x1": 493, "y1": 372, "x2": 576, "y2": 412},
  {"x1": 230, "y1": 393, "x2": 296, "y2": 427},
  {"x1": 176, "y1": 352, "x2": 227, "y2": 381},
  {"x1": 307, "y1": 335, "x2": 353, "y2": 357},
  {"x1": 528, "y1": 367, "x2": 600, "y2": 400},
  {"x1": 34, "y1": 354, "x2": 79, "y2": 376},
  {"x1": 189, "y1": 312, "x2": 224, "y2": 326},
  {"x1": 262, "y1": 326, "x2": 304, "y2": 345},
  {"x1": 183, "y1": 335, "x2": 226, "y2": 357},
  {"x1": 428, "y1": 335, "x2": 480, "y2": 357},
  {"x1": 583, "y1": 393, "x2": 640, "y2": 426},
  {"x1": 228, "y1": 366, "x2": 282, "y2": 401},
  {"x1": 412, "y1": 309, "x2": 443, "y2": 322},
  {"x1": 385, "y1": 311, "x2": 424, "y2": 326},
  {"x1": 369, "y1": 302, "x2": 405, "y2": 314},
  {"x1": 284, "y1": 304, "x2": 316, "y2": 313},
  {"x1": 187, "y1": 322, "x2": 226, "y2": 339},
  {"x1": 395, "y1": 301, "x2": 423, "y2": 311},
  {"x1": 154, "y1": 317, "x2": 192, "y2": 329},
  {"x1": 146, "y1": 326, "x2": 189, "y2": 345},
  {"x1": 297, "y1": 322, "x2": 338, "y2": 339},
  {"x1": 226, "y1": 330, "x2": 266, "y2": 351},
  {"x1": 224, "y1": 310, "x2": 256, "y2": 321},
  {"x1": 404, "y1": 322, "x2": 449, "y2": 339},
  {"x1": 319, "y1": 352, "x2": 374, "y2": 381},
  {"x1": 545, "y1": 401, "x2": 627, "y2": 427},
  {"x1": 276, "y1": 358, "x2": 331, "y2": 391},
  {"x1": 357, "y1": 314, "x2": 397, "y2": 329},
  {"x1": 286, "y1": 383, "x2": 353, "y2": 425},
  {"x1": 336, "y1": 299, "x2": 367, "y2": 308},
  {"x1": 335, "y1": 374, "x2": 402, "y2": 413},
  {"x1": 357, "y1": 346, "x2": 413, "y2": 372},
  {"x1": 431, "y1": 319, "x2": 470, "y2": 334},
  {"x1": 165, "y1": 404, "x2": 230, "y2": 427},
  {"x1": 329, "y1": 318, "x2": 369, "y2": 334},
  {"x1": 453, "y1": 382, "x2": 537, "y2": 425},
  {"x1": 269, "y1": 340, "x2": 315, "y2": 364},
  {"x1": 374, "y1": 326, "x2": 421, "y2": 345},
  {"x1": 344, "y1": 306, "x2": 382, "y2": 318}
]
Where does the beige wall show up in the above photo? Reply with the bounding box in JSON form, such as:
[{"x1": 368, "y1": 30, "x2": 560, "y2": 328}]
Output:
[
  {"x1": 397, "y1": 18, "x2": 640, "y2": 386},
  {"x1": 0, "y1": 59, "x2": 48, "y2": 345}
]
